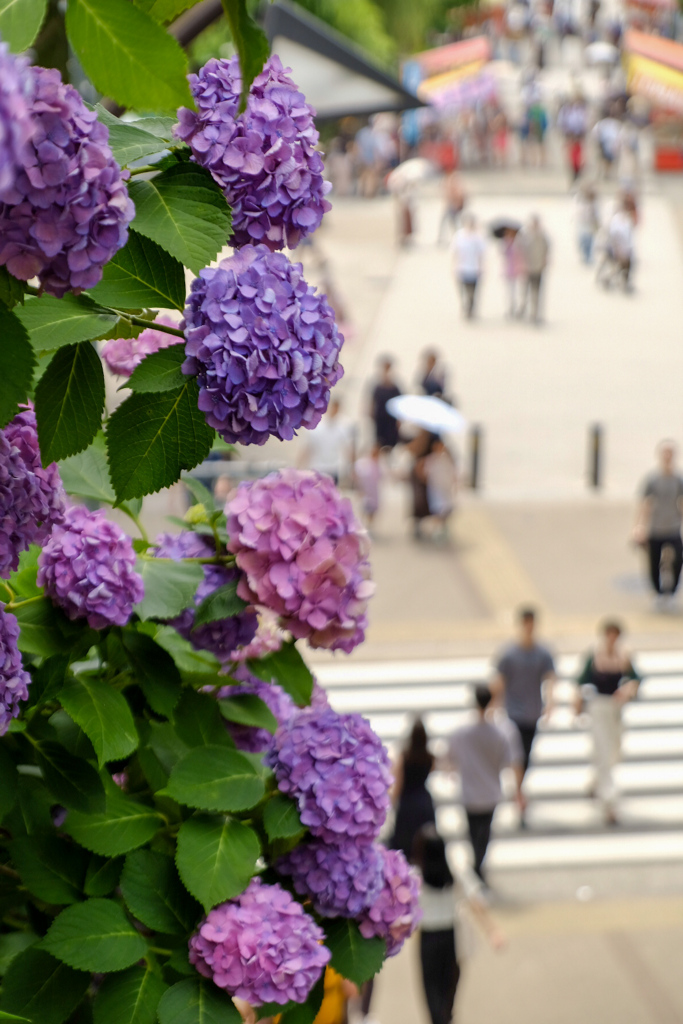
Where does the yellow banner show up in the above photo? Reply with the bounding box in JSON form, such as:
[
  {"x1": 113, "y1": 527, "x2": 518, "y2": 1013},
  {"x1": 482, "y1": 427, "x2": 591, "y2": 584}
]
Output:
[
  {"x1": 627, "y1": 53, "x2": 683, "y2": 112},
  {"x1": 417, "y1": 60, "x2": 487, "y2": 98}
]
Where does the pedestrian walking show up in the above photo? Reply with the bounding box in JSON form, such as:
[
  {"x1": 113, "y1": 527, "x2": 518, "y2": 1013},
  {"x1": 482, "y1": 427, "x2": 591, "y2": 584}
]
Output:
[
  {"x1": 593, "y1": 113, "x2": 622, "y2": 178},
  {"x1": 448, "y1": 685, "x2": 521, "y2": 880},
  {"x1": 369, "y1": 357, "x2": 401, "y2": 449},
  {"x1": 438, "y1": 172, "x2": 466, "y2": 245},
  {"x1": 519, "y1": 215, "x2": 550, "y2": 324},
  {"x1": 575, "y1": 620, "x2": 640, "y2": 824},
  {"x1": 418, "y1": 349, "x2": 447, "y2": 397},
  {"x1": 451, "y1": 214, "x2": 486, "y2": 320},
  {"x1": 633, "y1": 440, "x2": 683, "y2": 608},
  {"x1": 354, "y1": 443, "x2": 382, "y2": 530},
  {"x1": 425, "y1": 439, "x2": 457, "y2": 539},
  {"x1": 575, "y1": 186, "x2": 600, "y2": 264},
  {"x1": 299, "y1": 397, "x2": 353, "y2": 485},
  {"x1": 606, "y1": 200, "x2": 636, "y2": 291},
  {"x1": 389, "y1": 717, "x2": 436, "y2": 860},
  {"x1": 500, "y1": 227, "x2": 525, "y2": 317},
  {"x1": 412, "y1": 825, "x2": 505, "y2": 1024},
  {"x1": 492, "y1": 606, "x2": 556, "y2": 791}
]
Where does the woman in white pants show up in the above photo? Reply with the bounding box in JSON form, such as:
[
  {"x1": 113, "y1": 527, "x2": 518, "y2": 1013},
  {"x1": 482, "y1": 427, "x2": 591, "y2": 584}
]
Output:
[{"x1": 576, "y1": 621, "x2": 640, "y2": 824}]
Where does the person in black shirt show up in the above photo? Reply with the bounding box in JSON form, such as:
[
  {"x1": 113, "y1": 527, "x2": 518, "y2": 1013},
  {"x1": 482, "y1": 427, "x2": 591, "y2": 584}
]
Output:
[
  {"x1": 369, "y1": 356, "x2": 401, "y2": 449},
  {"x1": 419, "y1": 349, "x2": 447, "y2": 397},
  {"x1": 576, "y1": 620, "x2": 640, "y2": 824},
  {"x1": 389, "y1": 717, "x2": 436, "y2": 860}
]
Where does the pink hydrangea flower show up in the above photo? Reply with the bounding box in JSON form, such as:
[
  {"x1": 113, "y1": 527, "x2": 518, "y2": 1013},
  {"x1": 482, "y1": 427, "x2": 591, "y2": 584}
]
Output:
[
  {"x1": 357, "y1": 847, "x2": 422, "y2": 956},
  {"x1": 101, "y1": 315, "x2": 180, "y2": 377}
]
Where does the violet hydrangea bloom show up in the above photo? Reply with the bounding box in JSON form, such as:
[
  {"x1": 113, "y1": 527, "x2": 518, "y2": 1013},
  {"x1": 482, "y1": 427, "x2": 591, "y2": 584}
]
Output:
[
  {"x1": 176, "y1": 55, "x2": 331, "y2": 251},
  {"x1": 154, "y1": 531, "x2": 257, "y2": 660},
  {"x1": 357, "y1": 846, "x2": 422, "y2": 957},
  {"x1": 0, "y1": 43, "x2": 35, "y2": 203},
  {"x1": 37, "y1": 506, "x2": 143, "y2": 630},
  {"x1": 226, "y1": 469, "x2": 373, "y2": 653},
  {"x1": 0, "y1": 605, "x2": 31, "y2": 735},
  {"x1": 266, "y1": 706, "x2": 392, "y2": 843},
  {"x1": 216, "y1": 671, "x2": 294, "y2": 753},
  {"x1": 182, "y1": 245, "x2": 343, "y2": 446},
  {"x1": 101, "y1": 315, "x2": 180, "y2": 377},
  {"x1": 277, "y1": 837, "x2": 384, "y2": 918},
  {"x1": 188, "y1": 877, "x2": 330, "y2": 1006},
  {"x1": 0, "y1": 406, "x2": 65, "y2": 578},
  {"x1": 0, "y1": 66, "x2": 134, "y2": 297}
]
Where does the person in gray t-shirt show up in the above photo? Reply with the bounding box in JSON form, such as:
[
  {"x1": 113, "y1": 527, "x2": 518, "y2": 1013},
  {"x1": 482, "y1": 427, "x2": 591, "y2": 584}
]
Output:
[
  {"x1": 633, "y1": 441, "x2": 683, "y2": 600},
  {"x1": 448, "y1": 685, "x2": 521, "y2": 880},
  {"x1": 492, "y1": 607, "x2": 555, "y2": 784}
]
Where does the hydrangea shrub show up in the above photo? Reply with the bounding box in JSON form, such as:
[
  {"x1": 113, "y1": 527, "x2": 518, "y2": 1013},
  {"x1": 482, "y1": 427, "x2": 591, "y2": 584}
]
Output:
[{"x1": 0, "y1": 6, "x2": 421, "y2": 1024}]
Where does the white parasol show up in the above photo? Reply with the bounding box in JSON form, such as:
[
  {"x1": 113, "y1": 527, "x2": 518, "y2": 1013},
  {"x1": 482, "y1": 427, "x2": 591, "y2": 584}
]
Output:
[
  {"x1": 386, "y1": 394, "x2": 467, "y2": 434},
  {"x1": 386, "y1": 158, "x2": 436, "y2": 193},
  {"x1": 585, "y1": 41, "x2": 620, "y2": 64}
]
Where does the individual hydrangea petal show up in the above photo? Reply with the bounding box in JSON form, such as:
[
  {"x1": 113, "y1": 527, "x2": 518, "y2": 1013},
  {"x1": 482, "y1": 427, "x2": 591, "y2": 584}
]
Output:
[
  {"x1": 154, "y1": 531, "x2": 257, "y2": 661},
  {"x1": 182, "y1": 245, "x2": 343, "y2": 446},
  {"x1": 101, "y1": 315, "x2": 180, "y2": 378},
  {"x1": 277, "y1": 838, "x2": 384, "y2": 918},
  {"x1": 0, "y1": 406, "x2": 65, "y2": 578},
  {"x1": 0, "y1": 605, "x2": 31, "y2": 735},
  {"x1": 266, "y1": 706, "x2": 392, "y2": 843},
  {"x1": 357, "y1": 847, "x2": 422, "y2": 957},
  {"x1": 37, "y1": 506, "x2": 144, "y2": 630},
  {"x1": 176, "y1": 55, "x2": 331, "y2": 251},
  {"x1": 226, "y1": 469, "x2": 373, "y2": 652},
  {"x1": 188, "y1": 877, "x2": 330, "y2": 1006},
  {"x1": 0, "y1": 66, "x2": 134, "y2": 297},
  {"x1": 0, "y1": 43, "x2": 35, "y2": 204},
  {"x1": 215, "y1": 669, "x2": 295, "y2": 753}
]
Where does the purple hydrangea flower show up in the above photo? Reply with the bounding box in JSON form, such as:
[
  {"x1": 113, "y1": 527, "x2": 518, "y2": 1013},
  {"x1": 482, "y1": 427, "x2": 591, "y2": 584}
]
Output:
[
  {"x1": 358, "y1": 847, "x2": 422, "y2": 957},
  {"x1": 182, "y1": 245, "x2": 343, "y2": 446},
  {"x1": 0, "y1": 44, "x2": 35, "y2": 204},
  {"x1": 37, "y1": 506, "x2": 143, "y2": 630},
  {"x1": 188, "y1": 877, "x2": 330, "y2": 1006},
  {"x1": 154, "y1": 531, "x2": 257, "y2": 660},
  {"x1": 0, "y1": 605, "x2": 31, "y2": 735},
  {"x1": 277, "y1": 838, "x2": 384, "y2": 918},
  {"x1": 101, "y1": 315, "x2": 180, "y2": 378},
  {"x1": 310, "y1": 680, "x2": 330, "y2": 710},
  {"x1": 176, "y1": 55, "x2": 331, "y2": 251},
  {"x1": 0, "y1": 406, "x2": 65, "y2": 578},
  {"x1": 0, "y1": 66, "x2": 134, "y2": 297},
  {"x1": 226, "y1": 469, "x2": 373, "y2": 653},
  {"x1": 216, "y1": 670, "x2": 295, "y2": 753},
  {"x1": 266, "y1": 706, "x2": 391, "y2": 843}
]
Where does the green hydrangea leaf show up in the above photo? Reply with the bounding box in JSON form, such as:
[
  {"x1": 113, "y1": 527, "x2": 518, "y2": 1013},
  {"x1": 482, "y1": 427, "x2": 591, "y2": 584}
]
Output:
[
  {"x1": 59, "y1": 675, "x2": 138, "y2": 767},
  {"x1": 65, "y1": 0, "x2": 193, "y2": 113},
  {"x1": 0, "y1": 267, "x2": 25, "y2": 309},
  {"x1": 0, "y1": 0, "x2": 48, "y2": 53},
  {"x1": 262, "y1": 793, "x2": 304, "y2": 841},
  {"x1": 193, "y1": 581, "x2": 246, "y2": 627},
  {"x1": 122, "y1": 630, "x2": 182, "y2": 717},
  {"x1": 0, "y1": 949, "x2": 90, "y2": 1024},
  {"x1": 34, "y1": 741, "x2": 106, "y2": 814},
  {"x1": 0, "y1": 306, "x2": 34, "y2": 429},
  {"x1": 15, "y1": 294, "x2": 118, "y2": 353},
  {"x1": 175, "y1": 815, "x2": 259, "y2": 912},
  {"x1": 127, "y1": 345, "x2": 187, "y2": 394},
  {"x1": 58, "y1": 433, "x2": 116, "y2": 504},
  {"x1": 64, "y1": 790, "x2": 164, "y2": 856},
  {"x1": 166, "y1": 745, "x2": 264, "y2": 813},
  {"x1": 324, "y1": 919, "x2": 386, "y2": 986},
  {"x1": 132, "y1": 0, "x2": 201, "y2": 24},
  {"x1": 221, "y1": 0, "x2": 270, "y2": 111},
  {"x1": 128, "y1": 163, "x2": 232, "y2": 275},
  {"x1": 120, "y1": 850, "x2": 200, "y2": 934},
  {"x1": 218, "y1": 693, "x2": 277, "y2": 734},
  {"x1": 134, "y1": 557, "x2": 204, "y2": 621},
  {"x1": 44, "y1": 898, "x2": 147, "y2": 973},
  {"x1": 247, "y1": 641, "x2": 314, "y2": 706},
  {"x1": 94, "y1": 966, "x2": 168, "y2": 1024},
  {"x1": 0, "y1": 933, "x2": 38, "y2": 977},
  {"x1": 157, "y1": 979, "x2": 241, "y2": 1024},
  {"x1": 35, "y1": 342, "x2": 105, "y2": 463},
  {"x1": 10, "y1": 836, "x2": 88, "y2": 905},
  {"x1": 173, "y1": 688, "x2": 233, "y2": 749},
  {"x1": 106, "y1": 381, "x2": 214, "y2": 501},
  {"x1": 84, "y1": 855, "x2": 124, "y2": 897},
  {"x1": 90, "y1": 231, "x2": 186, "y2": 311}
]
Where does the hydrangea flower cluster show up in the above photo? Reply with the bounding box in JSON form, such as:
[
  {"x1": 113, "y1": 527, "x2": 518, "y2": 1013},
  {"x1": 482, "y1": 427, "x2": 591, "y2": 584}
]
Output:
[
  {"x1": 37, "y1": 506, "x2": 143, "y2": 630},
  {"x1": 266, "y1": 705, "x2": 392, "y2": 843},
  {"x1": 176, "y1": 55, "x2": 331, "y2": 251},
  {"x1": 230, "y1": 605, "x2": 284, "y2": 662},
  {"x1": 0, "y1": 605, "x2": 31, "y2": 736},
  {"x1": 0, "y1": 407, "x2": 65, "y2": 578},
  {"x1": 101, "y1": 316, "x2": 180, "y2": 377},
  {"x1": 277, "y1": 837, "x2": 384, "y2": 918},
  {"x1": 154, "y1": 531, "x2": 257, "y2": 660},
  {"x1": 0, "y1": 66, "x2": 134, "y2": 297},
  {"x1": 226, "y1": 469, "x2": 373, "y2": 653},
  {"x1": 216, "y1": 671, "x2": 294, "y2": 753},
  {"x1": 182, "y1": 246, "x2": 343, "y2": 446},
  {"x1": 0, "y1": 44, "x2": 34, "y2": 204},
  {"x1": 188, "y1": 878, "x2": 330, "y2": 1006},
  {"x1": 358, "y1": 847, "x2": 422, "y2": 957}
]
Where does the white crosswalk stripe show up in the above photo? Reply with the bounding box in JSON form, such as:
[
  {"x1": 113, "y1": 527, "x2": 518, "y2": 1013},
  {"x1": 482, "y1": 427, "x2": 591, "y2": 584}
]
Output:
[{"x1": 316, "y1": 653, "x2": 683, "y2": 874}]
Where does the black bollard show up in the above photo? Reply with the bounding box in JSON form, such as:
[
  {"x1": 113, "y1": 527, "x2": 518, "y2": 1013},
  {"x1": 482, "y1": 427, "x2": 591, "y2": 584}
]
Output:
[
  {"x1": 469, "y1": 424, "x2": 482, "y2": 490},
  {"x1": 589, "y1": 424, "x2": 603, "y2": 489}
]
